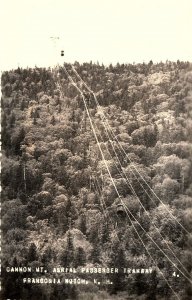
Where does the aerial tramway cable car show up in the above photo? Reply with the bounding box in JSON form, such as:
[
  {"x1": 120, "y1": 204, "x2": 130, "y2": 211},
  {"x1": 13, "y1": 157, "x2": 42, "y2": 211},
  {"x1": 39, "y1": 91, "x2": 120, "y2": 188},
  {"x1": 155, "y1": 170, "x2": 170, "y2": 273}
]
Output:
[{"x1": 116, "y1": 204, "x2": 126, "y2": 218}]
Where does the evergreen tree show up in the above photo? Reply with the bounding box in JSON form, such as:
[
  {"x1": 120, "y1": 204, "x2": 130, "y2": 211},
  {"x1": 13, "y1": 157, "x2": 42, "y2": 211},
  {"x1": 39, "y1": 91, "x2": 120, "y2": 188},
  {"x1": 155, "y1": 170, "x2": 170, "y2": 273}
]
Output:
[
  {"x1": 90, "y1": 243, "x2": 101, "y2": 264},
  {"x1": 79, "y1": 213, "x2": 87, "y2": 235},
  {"x1": 100, "y1": 223, "x2": 110, "y2": 244},
  {"x1": 61, "y1": 231, "x2": 74, "y2": 266},
  {"x1": 109, "y1": 246, "x2": 126, "y2": 294},
  {"x1": 28, "y1": 243, "x2": 38, "y2": 262},
  {"x1": 74, "y1": 247, "x2": 86, "y2": 267}
]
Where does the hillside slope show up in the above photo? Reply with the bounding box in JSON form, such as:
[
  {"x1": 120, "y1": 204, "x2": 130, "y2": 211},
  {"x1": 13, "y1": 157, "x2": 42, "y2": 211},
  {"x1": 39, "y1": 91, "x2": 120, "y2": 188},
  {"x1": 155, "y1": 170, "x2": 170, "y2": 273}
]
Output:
[{"x1": 1, "y1": 61, "x2": 192, "y2": 299}]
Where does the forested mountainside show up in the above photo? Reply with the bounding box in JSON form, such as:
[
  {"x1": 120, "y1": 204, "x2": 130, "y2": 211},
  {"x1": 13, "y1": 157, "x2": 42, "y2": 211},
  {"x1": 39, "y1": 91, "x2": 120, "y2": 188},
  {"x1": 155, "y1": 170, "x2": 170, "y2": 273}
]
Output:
[{"x1": 1, "y1": 61, "x2": 192, "y2": 300}]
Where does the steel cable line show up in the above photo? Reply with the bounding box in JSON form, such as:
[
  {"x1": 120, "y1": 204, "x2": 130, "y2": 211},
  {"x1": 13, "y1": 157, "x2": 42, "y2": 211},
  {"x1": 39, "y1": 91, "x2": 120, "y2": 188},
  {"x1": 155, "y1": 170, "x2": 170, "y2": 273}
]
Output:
[
  {"x1": 93, "y1": 109, "x2": 191, "y2": 278},
  {"x1": 103, "y1": 119, "x2": 190, "y2": 235},
  {"x1": 93, "y1": 113, "x2": 191, "y2": 278},
  {"x1": 61, "y1": 65, "x2": 183, "y2": 298},
  {"x1": 93, "y1": 113, "x2": 191, "y2": 280},
  {"x1": 69, "y1": 65, "x2": 192, "y2": 282},
  {"x1": 71, "y1": 65, "x2": 190, "y2": 236}
]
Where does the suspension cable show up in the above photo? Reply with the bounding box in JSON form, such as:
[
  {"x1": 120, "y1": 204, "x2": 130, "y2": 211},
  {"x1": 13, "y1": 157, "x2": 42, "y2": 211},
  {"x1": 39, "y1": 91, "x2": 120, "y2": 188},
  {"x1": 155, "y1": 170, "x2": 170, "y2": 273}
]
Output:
[
  {"x1": 71, "y1": 65, "x2": 190, "y2": 236},
  {"x1": 69, "y1": 65, "x2": 191, "y2": 282},
  {"x1": 61, "y1": 64, "x2": 184, "y2": 297},
  {"x1": 93, "y1": 113, "x2": 191, "y2": 279}
]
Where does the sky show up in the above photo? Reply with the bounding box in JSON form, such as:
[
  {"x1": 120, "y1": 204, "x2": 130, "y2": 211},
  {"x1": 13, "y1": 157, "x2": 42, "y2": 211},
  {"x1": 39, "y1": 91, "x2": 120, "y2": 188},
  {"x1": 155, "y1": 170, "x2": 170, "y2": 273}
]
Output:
[{"x1": 0, "y1": 0, "x2": 192, "y2": 71}]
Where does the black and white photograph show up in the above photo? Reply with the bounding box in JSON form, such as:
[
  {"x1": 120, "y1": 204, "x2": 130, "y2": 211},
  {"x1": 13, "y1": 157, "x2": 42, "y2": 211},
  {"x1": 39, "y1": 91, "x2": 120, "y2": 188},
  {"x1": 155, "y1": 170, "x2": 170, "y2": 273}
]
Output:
[{"x1": 1, "y1": 1, "x2": 192, "y2": 299}]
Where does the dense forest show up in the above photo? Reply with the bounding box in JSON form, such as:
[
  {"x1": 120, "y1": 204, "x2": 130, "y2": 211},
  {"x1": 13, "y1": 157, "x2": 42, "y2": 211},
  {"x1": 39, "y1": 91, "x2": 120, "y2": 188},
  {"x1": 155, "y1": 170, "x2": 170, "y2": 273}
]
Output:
[{"x1": 1, "y1": 60, "x2": 192, "y2": 300}]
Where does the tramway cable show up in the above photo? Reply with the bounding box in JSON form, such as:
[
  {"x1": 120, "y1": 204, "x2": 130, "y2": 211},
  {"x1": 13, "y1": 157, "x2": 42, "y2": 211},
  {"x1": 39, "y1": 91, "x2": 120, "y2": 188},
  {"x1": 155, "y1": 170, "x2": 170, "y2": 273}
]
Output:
[
  {"x1": 60, "y1": 64, "x2": 188, "y2": 297},
  {"x1": 92, "y1": 108, "x2": 191, "y2": 279},
  {"x1": 51, "y1": 54, "x2": 190, "y2": 295},
  {"x1": 67, "y1": 64, "x2": 191, "y2": 283},
  {"x1": 71, "y1": 65, "x2": 190, "y2": 236}
]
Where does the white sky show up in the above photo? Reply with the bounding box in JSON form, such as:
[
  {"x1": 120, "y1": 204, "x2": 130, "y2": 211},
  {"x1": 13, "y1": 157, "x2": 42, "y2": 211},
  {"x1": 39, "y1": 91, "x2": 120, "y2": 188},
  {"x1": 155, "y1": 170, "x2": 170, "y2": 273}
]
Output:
[{"x1": 0, "y1": 0, "x2": 192, "y2": 71}]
